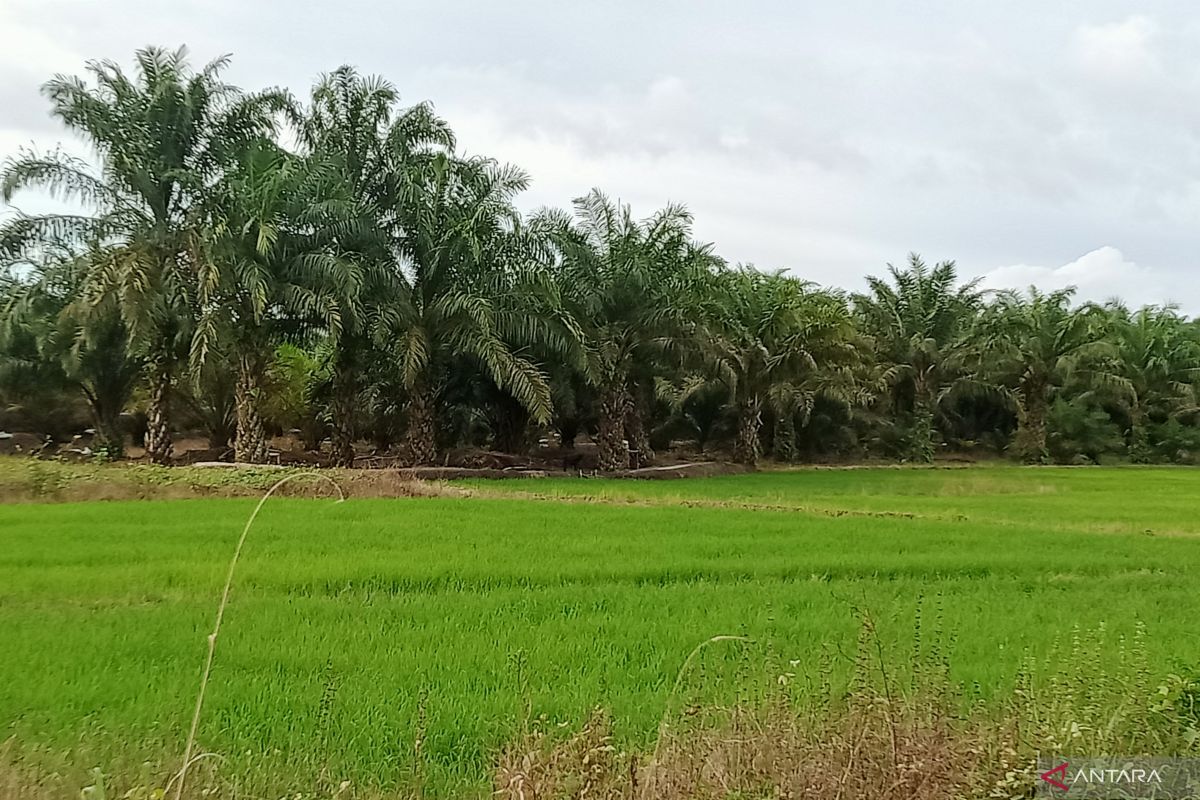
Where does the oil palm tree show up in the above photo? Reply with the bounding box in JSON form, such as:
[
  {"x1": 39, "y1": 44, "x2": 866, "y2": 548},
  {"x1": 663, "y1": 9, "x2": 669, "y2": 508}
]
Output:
[
  {"x1": 699, "y1": 267, "x2": 857, "y2": 465},
  {"x1": 1100, "y1": 303, "x2": 1200, "y2": 462},
  {"x1": 977, "y1": 287, "x2": 1110, "y2": 463},
  {"x1": 0, "y1": 46, "x2": 285, "y2": 462},
  {"x1": 382, "y1": 154, "x2": 582, "y2": 464},
  {"x1": 295, "y1": 66, "x2": 455, "y2": 464},
  {"x1": 192, "y1": 142, "x2": 350, "y2": 462},
  {"x1": 852, "y1": 254, "x2": 983, "y2": 461},
  {"x1": 540, "y1": 190, "x2": 717, "y2": 471},
  {"x1": 0, "y1": 248, "x2": 141, "y2": 457}
]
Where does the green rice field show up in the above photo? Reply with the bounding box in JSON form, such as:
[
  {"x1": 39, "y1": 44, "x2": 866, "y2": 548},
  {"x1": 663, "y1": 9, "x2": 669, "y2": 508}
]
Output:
[{"x1": 2, "y1": 464, "x2": 1199, "y2": 796}]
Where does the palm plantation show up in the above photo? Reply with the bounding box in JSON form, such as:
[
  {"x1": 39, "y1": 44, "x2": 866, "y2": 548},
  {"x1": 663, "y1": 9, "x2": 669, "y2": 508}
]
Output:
[
  {"x1": 852, "y1": 255, "x2": 983, "y2": 461},
  {"x1": 193, "y1": 141, "x2": 346, "y2": 462},
  {"x1": 696, "y1": 267, "x2": 856, "y2": 465},
  {"x1": 977, "y1": 288, "x2": 1109, "y2": 463},
  {"x1": 1101, "y1": 303, "x2": 1200, "y2": 462},
  {"x1": 292, "y1": 66, "x2": 454, "y2": 464},
  {"x1": 542, "y1": 190, "x2": 716, "y2": 470},
  {"x1": 1, "y1": 47, "x2": 283, "y2": 463},
  {"x1": 0, "y1": 248, "x2": 140, "y2": 457},
  {"x1": 4, "y1": 47, "x2": 1200, "y2": 467}
]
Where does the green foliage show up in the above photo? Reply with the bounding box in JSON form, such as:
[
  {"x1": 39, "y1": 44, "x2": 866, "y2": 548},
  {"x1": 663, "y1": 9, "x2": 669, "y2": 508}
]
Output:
[
  {"x1": 263, "y1": 343, "x2": 332, "y2": 449},
  {"x1": 0, "y1": 46, "x2": 290, "y2": 464},
  {"x1": 695, "y1": 267, "x2": 858, "y2": 464},
  {"x1": 1046, "y1": 397, "x2": 1124, "y2": 464},
  {"x1": 852, "y1": 254, "x2": 983, "y2": 462},
  {"x1": 3, "y1": 48, "x2": 1200, "y2": 468},
  {"x1": 976, "y1": 287, "x2": 1110, "y2": 463},
  {"x1": 23, "y1": 459, "x2": 70, "y2": 497},
  {"x1": 535, "y1": 189, "x2": 719, "y2": 468},
  {"x1": 0, "y1": 250, "x2": 141, "y2": 456},
  {"x1": 1099, "y1": 304, "x2": 1200, "y2": 462},
  {"x1": 1150, "y1": 417, "x2": 1200, "y2": 464}
]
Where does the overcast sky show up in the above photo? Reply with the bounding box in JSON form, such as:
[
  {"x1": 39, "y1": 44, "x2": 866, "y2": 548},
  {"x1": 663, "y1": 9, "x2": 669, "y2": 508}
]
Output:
[{"x1": 2, "y1": 0, "x2": 1198, "y2": 311}]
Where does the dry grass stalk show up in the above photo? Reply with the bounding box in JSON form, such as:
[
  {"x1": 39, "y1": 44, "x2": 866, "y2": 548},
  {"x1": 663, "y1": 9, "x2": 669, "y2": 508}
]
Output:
[{"x1": 495, "y1": 692, "x2": 1000, "y2": 800}]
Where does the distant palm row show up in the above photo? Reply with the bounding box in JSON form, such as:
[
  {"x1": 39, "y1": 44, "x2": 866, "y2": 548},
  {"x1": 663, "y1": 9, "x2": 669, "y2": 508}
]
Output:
[{"x1": 2, "y1": 47, "x2": 1199, "y2": 468}]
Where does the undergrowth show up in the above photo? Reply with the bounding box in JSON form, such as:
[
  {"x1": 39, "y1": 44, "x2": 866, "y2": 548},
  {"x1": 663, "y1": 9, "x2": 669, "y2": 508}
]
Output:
[{"x1": 495, "y1": 615, "x2": 1200, "y2": 800}]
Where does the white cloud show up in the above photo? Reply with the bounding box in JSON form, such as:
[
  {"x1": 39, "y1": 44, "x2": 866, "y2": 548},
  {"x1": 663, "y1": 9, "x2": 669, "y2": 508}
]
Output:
[
  {"x1": 646, "y1": 75, "x2": 689, "y2": 105},
  {"x1": 2, "y1": 2, "x2": 1200, "y2": 312},
  {"x1": 0, "y1": 5, "x2": 82, "y2": 76},
  {"x1": 0, "y1": 7, "x2": 85, "y2": 137},
  {"x1": 980, "y1": 247, "x2": 1186, "y2": 311},
  {"x1": 1073, "y1": 16, "x2": 1160, "y2": 79}
]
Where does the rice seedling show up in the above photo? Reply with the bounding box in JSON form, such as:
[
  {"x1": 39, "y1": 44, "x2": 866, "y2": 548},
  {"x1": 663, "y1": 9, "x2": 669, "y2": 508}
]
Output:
[{"x1": 2, "y1": 464, "x2": 1199, "y2": 796}]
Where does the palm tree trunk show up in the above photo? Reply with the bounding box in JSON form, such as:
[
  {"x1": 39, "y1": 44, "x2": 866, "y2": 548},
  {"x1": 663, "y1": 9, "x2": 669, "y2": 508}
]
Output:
[
  {"x1": 300, "y1": 420, "x2": 324, "y2": 452},
  {"x1": 624, "y1": 383, "x2": 654, "y2": 469},
  {"x1": 1014, "y1": 394, "x2": 1049, "y2": 464},
  {"x1": 234, "y1": 355, "x2": 268, "y2": 464},
  {"x1": 81, "y1": 385, "x2": 125, "y2": 461},
  {"x1": 908, "y1": 381, "x2": 936, "y2": 463},
  {"x1": 405, "y1": 378, "x2": 437, "y2": 466},
  {"x1": 329, "y1": 372, "x2": 358, "y2": 468},
  {"x1": 909, "y1": 410, "x2": 935, "y2": 463},
  {"x1": 733, "y1": 396, "x2": 762, "y2": 465},
  {"x1": 1129, "y1": 404, "x2": 1151, "y2": 463},
  {"x1": 84, "y1": 399, "x2": 124, "y2": 461},
  {"x1": 208, "y1": 425, "x2": 233, "y2": 451},
  {"x1": 596, "y1": 380, "x2": 628, "y2": 472},
  {"x1": 773, "y1": 412, "x2": 796, "y2": 462},
  {"x1": 144, "y1": 365, "x2": 173, "y2": 465},
  {"x1": 557, "y1": 417, "x2": 580, "y2": 450},
  {"x1": 493, "y1": 393, "x2": 531, "y2": 455},
  {"x1": 94, "y1": 417, "x2": 124, "y2": 460}
]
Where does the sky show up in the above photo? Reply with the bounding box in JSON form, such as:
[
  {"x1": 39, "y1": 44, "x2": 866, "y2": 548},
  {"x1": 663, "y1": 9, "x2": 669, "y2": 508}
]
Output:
[{"x1": 2, "y1": 0, "x2": 1198, "y2": 311}]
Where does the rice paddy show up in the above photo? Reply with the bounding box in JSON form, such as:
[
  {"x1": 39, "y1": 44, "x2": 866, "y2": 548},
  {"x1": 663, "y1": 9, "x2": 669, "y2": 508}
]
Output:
[{"x1": 2, "y1": 463, "x2": 1198, "y2": 796}]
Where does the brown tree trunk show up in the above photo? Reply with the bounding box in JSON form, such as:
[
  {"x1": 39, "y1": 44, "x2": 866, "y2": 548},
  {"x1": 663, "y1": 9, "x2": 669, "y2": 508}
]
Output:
[
  {"x1": 87, "y1": 401, "x2": 125, "y2": 461},
  {"x1": 95, "y1": 419, "x2": 125, "y2": 460},
  {"x1": 234, "y1": 355, "x2": 268, "y2": 464},
  {"x1": 596, "y1": 380, "x2": 629, "y2": 472},
  {"x1": 733, "y1": 396, "x2": 762, "y2": 465},
  {"x1": 557, "y1": 417, "x2": 579, "y2": 450},
  {"x1": 405, "y1": 378, "x2": 437, "y2": 466},
  {"x1": 300, "y1": 420, "x2": 324, "y2": 452},
  {"x1": 493, "y1": 393, "x2": 531, "y2": 455},
  {"x1": 330, "y1": 372, "x2": 357, "y2": 468},
  {"x1": 81, "y1": 384, "x2": 125, "y2": 461},
  {"x1": 624, "y1": 383, "x2": 654, "y2": 469},
  {"x1": 1129, "y1": 404, "x2": 1151, "y2": 463},
  {"x1": 773, "y1": 412, "x2": 796, "y2": 462},
  {"x1": 1014, "y1": 393, "x2": 1048, "y2": 464},
  {"x1": 144, "y1": 366, "x2": 173, "y2": 465},
  {"x1": 908, "y1": 379, "x2": 936, "y2": 463},
  {"x1": 208, "y1": 426, "x2": 233, "y2": 451}
]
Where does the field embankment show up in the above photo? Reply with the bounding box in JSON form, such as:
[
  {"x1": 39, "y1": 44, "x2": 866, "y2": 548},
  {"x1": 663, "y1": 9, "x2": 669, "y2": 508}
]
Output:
[{"x1": 0, "y1": 457, "x2": 468, "y2": 503}]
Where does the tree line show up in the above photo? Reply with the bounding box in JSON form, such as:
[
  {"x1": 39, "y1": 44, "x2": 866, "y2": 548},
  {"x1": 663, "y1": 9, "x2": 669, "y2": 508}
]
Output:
[{"x1": 2, "y1": 47, "x2": 1199, "y2": 469}]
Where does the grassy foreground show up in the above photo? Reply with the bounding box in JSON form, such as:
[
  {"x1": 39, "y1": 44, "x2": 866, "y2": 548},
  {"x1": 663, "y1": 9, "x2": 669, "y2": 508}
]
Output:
[{"x1": 2, "y1": 464, "x2": 1200, "y2": 797}]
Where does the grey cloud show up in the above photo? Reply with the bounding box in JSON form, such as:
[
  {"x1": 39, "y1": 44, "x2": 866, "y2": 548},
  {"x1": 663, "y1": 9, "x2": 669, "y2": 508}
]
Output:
[{"x1": 2, "y1": 0, "x2": 1199, "y2": 309}]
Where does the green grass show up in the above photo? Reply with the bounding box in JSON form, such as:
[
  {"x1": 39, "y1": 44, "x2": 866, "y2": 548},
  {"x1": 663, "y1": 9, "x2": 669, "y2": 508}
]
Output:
[
  {"x1": 2, "y1": 465, "x2": 1200, "y2": 796},
  {"x1": 465, "y1": 465, "x2": 1200, "y2": 534}
]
